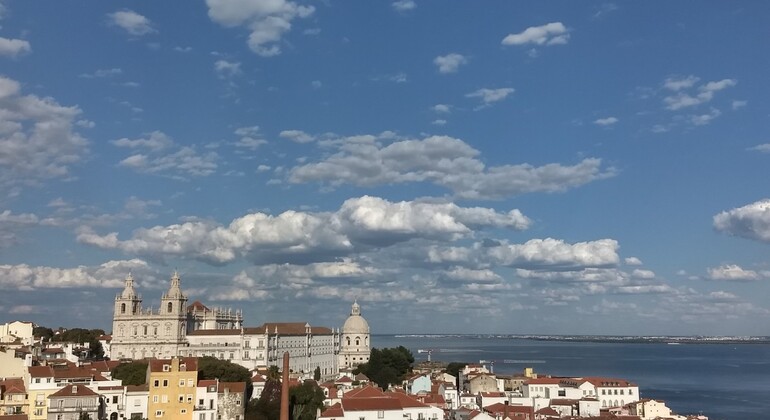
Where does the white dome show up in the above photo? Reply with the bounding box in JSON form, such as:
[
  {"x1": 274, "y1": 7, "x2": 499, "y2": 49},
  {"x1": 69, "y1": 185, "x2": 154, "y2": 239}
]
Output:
[
  {"x1": 342, "y1": 301, "x2": 369, "y2": 334},
  {"x1": 343, "y1": 314, "x2": 370, "y2": 334}
]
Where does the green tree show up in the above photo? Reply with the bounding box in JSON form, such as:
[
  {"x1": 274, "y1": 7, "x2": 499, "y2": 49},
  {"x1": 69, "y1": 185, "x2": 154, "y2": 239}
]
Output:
[
  {"x1": 33, "y1": 326, "x2": 54, "y2": 342},
  {"x1": 246, "y1": 378, "x2": 281, "y2": 420},
  {"x1": 313, "y1": 366, "x2": 321, "y2": 381},
  {"x1": 354, "y1": 346, "x2": 414, "y2": 389},
  {"x1": 78, "y1": 412, "x2": 93, "y2": 420},
  {"x1": 112, "y1": 361, "x2": 149, "y2": 386},
  {"x1": 197, "y1": 356, "x2": 253, "y2": 400},
  {"x1": 50, "y1": 328, "x2": 105, "y2": 359},
  {"x1": 290, "y1": 380, "x2": 325, "y2": 420}
]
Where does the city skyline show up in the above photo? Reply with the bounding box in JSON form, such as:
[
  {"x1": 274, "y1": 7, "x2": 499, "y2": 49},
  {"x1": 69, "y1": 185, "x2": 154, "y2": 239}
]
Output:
[{"x1": 1, "y1": 1, "x2": 769, "y2": 335}]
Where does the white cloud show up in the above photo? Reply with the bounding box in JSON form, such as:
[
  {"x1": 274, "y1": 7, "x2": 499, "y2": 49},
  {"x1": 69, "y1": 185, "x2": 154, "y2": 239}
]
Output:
[
  {"x1": 663, "y1": 75, "x2": 699, "y2": 91},
  {"x1": 0, "y1": 37, "x2": 31, "y2": 57},
  {"x1": 663, "y1": 78, "x2": 736, "y2": 110},
  {"x1": 0, "y1": 75, "x2": 88, "y2": 193},
  {"x1": 432, "y1": 104, "x2": 451, "y2": 114},
  {"x1": 466, "y1": 88, "x2": 514, "y2": 104},
  {"x1": 706, "y1": 264, "x2": 764, "y2": 282},
  {"x1": 78, "y1": 195, "x2": 528, "y2": 265},
  {"x1": 111, "y1": 131, "x2": 173, "y2": 151},
  {"x1": 392, "y1": 0, "x2": 416, "y2": 11},
  {"x1": 79, "y1": 68, "x2": 122, "y2": 79},
  {"x1": 690, "y1": 108, "x2": 721, "y2": 126},
  {"x1": 502, "y1": 22, "x2": 569, "y2": 46},
  {"x1": 443, "y1": 267, "x2": 501, "y2": 284},
  {"x1": 113, "y1": 131, "x2": 218, "y2": 178},
  {"x1": 431, "y1": 119, "x2": 447, "y2": 126},
  {"x1": 206, "y1": 0, "x2": 314, "y2": 57},
  {"x1": 214, "y1": 60, "x2": 242, "y2": 78},
  {"x1": 488, "y1": 238, "x2": 619, "y2": 270},
  {"x1": 280, "y1": 130, "x2": 314, "y2": 143},
  {"x1": 748, "y1": 144, "x2": 770, "y2": 153},
  {"x1": 593, "y1": 117, "x2": 618, "y2": 126},
  {"x1": 289, "y1": 134, "x2": 614, "y2": 199},
  {"x1": 631, "y1": 269, "x2": 655, "y2": 279},
  {"x1": 731, "y1": 100, "x2": 747, "y2": 110},
  {"x1": 108, "y1": 10, "x2": 156, "y2": 36},
  {"x1": 624, "y1": 257, "x2": 642, "y2": 265},
  {"x1": 311, "y1": 80, "x2": 322, "y2": 89},
  {"x1": 713, "y1": 199, "x2": 770, "y2": 243},
  {"x1": 433, "y1": 53, "x2": 468, "y2": 74},
  {"x1": 0, "y1": 259, "x2": 148, "y2": 290}
]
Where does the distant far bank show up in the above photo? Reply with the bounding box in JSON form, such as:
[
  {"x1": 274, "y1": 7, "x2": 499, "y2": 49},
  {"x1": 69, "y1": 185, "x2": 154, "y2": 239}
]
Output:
[{"x1": 374, "y1": 333, "x2": 770, "y2": 345}]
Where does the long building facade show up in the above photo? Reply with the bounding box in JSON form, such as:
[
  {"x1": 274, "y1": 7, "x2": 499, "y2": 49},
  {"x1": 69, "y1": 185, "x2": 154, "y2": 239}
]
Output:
[{"x1": 109, "y1": 273, "x2": 370, "y2": 378}]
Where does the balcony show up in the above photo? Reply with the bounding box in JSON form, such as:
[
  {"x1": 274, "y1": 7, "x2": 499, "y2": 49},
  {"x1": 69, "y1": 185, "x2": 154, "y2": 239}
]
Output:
[{"x1": 48, "y1": 406, "x2": 98, "y2": 413}]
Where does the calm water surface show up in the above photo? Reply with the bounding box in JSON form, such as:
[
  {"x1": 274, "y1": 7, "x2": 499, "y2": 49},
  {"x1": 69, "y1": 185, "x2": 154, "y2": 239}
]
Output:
[{"x1": 372, "y1": 335, "x2": 770, "y2": 420}]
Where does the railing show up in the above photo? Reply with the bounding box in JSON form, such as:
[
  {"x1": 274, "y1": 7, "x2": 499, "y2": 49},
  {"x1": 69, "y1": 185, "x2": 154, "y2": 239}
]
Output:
[{"x1": 48, "y1": 406, "x2": 98, "y2": 413}]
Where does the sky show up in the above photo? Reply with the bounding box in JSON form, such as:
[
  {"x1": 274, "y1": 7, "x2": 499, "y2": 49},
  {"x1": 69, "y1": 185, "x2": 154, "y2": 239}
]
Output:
[{"x1": 1, "y1": 1, "x2": 769, "y2": 336}]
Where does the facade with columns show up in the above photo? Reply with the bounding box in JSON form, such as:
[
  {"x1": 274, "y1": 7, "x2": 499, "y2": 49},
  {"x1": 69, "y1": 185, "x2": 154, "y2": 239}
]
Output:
[{"x1": 110, "y1": 273, "x2": 368, "y2": 379}]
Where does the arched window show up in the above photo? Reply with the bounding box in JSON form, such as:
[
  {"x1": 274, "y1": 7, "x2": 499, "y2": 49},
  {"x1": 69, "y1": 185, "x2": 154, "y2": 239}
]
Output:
[
  {"x1": 167, "y1": 302, "x2": 173, "y2": 313},
  {"x1": 120, "y1": 303, "x2": 126, "y2": 314},
  {"x1": 355, "y1": 337, "x2": 360, "y2": 346},
  {"x1": 346, "y1": 337, "x2": 350, "y2": 346},
  {"x1": 143, "y1": 325, "x2": 148, "y2": 335}
]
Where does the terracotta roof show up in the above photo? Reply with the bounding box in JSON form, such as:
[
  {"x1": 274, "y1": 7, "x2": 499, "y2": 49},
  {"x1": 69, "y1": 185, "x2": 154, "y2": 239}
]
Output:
[
  {"x1": 355, "y1": 373, "x2": 369, "y2": 381},
  {"x1": 0, "y1": 415, "x2": 28, "y2": 420},
  {"x1": 49, "y1": 384, "x2": 98, "y2": 398},
  {"x1": 188, "y1": 300, "x2": 211, "y2": 312},
  {"x1": 579, "y1": 377, "x2": 637, "y2": 388},
  {"x1": 536, "y1": 407, "x2": 560, "y2": 416},
  {"x1": 319, "y1": 403, "x2": 344, "y2": 418},
  {"x1": 525, "y1": 378, "x2": 564, "y2": 385},
  {"x1": 126, "y1": 384, "x2": 149, "y2": 392},
  {"x1": 256, "y1": 322, "x2": 333, "y2": 336},
  {"x1": 0, "y1": 378, "x2": 26, "y2": 394},
  {"x1": 335, "y1": 376, "x2": 353, "y2": 384},
  {"x1": 415, "y1": 393, "x2": 445, "y2": 405},
  {"x1": 97, "y1": 335, "x2": 112, "y2": 341},
  {"x1": 344, "y1": 386, "x2": 385, "y2": 398},
  {"x1": 219, "y1": 382, "x2": 247, "y2": 393},
  {"x1": 484, "y1": 403, "x2": 534, "y2": 416},
  {"x1": 386, "y1": 391, "x2": 430, "y2": 408},
  {"x1": 251, "y1": 374, "x2": 266, "y2": 383},
  {"x1": 198, "y1": 380, "x2": 217, "y2": 388},
  {"x1": 343, "y1": 397, "x2": 404, "y2": 411},
  {"x1": 148, "y1": 357, "x2": 198, "y2": 373}
]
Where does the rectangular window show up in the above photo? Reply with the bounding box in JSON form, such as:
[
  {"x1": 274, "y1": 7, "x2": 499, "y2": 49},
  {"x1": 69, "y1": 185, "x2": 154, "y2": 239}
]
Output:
[
  {"x1": 154, "y1": 380, "x2": 160, "y2": 387},
  {"x1": 162, "y1": 395, "x2": 169, "y2": 403},
  {"x1": 153, "y1": 396, "x2": 159, "y2": 403},
  {"x1": 378, "y1": 411, "x2": 384, "y2": 418},
  {"x1": 179, "y1": 395, "x2": 185, "y2": 402},
  {"x1": 188, "y1": 379, "x2": 194, "y2": 387},
  {"x1": 187, "y1": 395, "x2": 193, "y2": 402},
  {"x1": 163, "y1": 379, "x2": 169, "y2": 387},
  {"x1": 199, "y1": 399, "x2": 204, "y2": 406},
  {"x1": 181, "y1": 409, "x2": 187, "y2": 414},
  {"x1": 155, "y1": 410, "x2": 163, "y2": 417},
  {"x1": 199, "y1": 414, "x2": 206, "y2": 420},
  {"x1": 180, "y1": 379, "x2": 186, "y2": 387},
  {"x1": 134, "y1": 399, "x2": 141, "y2": 406},
  {"x1": 113, "y1": 395, "x2": 119, "y2": 403},
  {"x1": 244, "y1": 341, "x2": 250, "y2": 348}
]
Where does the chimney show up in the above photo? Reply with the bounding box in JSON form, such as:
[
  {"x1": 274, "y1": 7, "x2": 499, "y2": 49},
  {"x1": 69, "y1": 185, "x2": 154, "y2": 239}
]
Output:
[{"x1": 280, "y1": 352, "x2": 290, "y2": 420}]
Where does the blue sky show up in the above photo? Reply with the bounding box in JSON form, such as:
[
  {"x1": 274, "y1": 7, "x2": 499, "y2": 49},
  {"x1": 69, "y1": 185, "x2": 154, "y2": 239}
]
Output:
[{"x1": 1, "y1": 1, "x2": 769, "y2": 335}]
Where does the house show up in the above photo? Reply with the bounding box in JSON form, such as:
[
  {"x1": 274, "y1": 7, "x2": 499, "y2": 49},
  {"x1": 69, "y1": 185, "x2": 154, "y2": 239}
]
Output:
[
  {"x1": 468, "y1": 374, "x2": 499, "y2": 394},
  {"x1": 47, "y1": 384, "x2": 99, "y2": 420},
  {"x1": 146, "y1": 357, "x2": 198, "y2": 420},
  {"x1": 0, "y1": 378, "x2": 27, "y2": 416},
  {"x1": 320, "y1": 386, "x2": 444, "y2": 420},
  {"x1": 217, "y1": 381, "x2": 246, "y2": 420},
  {"x1": 125, "y1": 384, "x2": 149, "y2": 420}
]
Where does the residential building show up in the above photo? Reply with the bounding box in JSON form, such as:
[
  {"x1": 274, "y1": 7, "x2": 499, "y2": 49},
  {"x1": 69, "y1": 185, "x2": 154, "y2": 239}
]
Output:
[
  {"x1": 47, "y1": 384, "x2": 99, "y2": 420},
  {"x1": 146, "y1": 357, "x2": 198, "y2": 420},
  {"x1": 0, "y1": 378, "x2": 27, "y2": 416},
  {"x1": 125, "y1": 384, "x2": 149, "y2": 420},
  {"x1": 0, "y1": 321, "x2": 34, "y2": 345}
]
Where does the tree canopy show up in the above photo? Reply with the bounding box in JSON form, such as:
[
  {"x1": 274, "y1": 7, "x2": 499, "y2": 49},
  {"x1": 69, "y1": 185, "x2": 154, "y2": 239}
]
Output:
[
  {"x1": 111, "y1": 361, "x2": 149, "y2": 386},
  {"x1": 290, "y1": 380, "x2": 325, "y2": 420},
  {"x1": 198, "y1": 356, "x2": 253, "y2": 400},
  {"x1": 354, "y1": 346, "x2": 414, "y2": 389}
]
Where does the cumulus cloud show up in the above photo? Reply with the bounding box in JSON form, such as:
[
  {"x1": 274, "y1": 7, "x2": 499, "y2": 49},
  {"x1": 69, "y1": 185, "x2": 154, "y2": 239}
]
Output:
[
  {"x1": 206, "y1": 0, "x2": 314, "y2": 57},
  {"x1": 289, "y1": 134, "x2": 614, "y2": 199},
  {"x1": 488, "y1": 238, "x2": 619, "y2": 270},
  {"x1": 593, "y1": 116, "x2": 618, "y2": 126},
  {"x1": 214, "y1": 60, "x2": 242, "y2": 78},
  {"x1": 713, "y1": 199, "x2": 770, "y2": 243},
  {"x1": 432, "y1": 104, "x2": 451, "y2": 114},
  {"x1": 466, "y1": 88, "x2": 514, "y2": 105},
  {"x1": 434, "y1": 53, "x2": 468, "y2": 74},
  {"x1": 0, "y1": 37, "x2": 31, "y2": 57},
  {"x1": 0, "y1": 210, "x2": 39, "y2": 247},
  {"x1": 690, "y1": 108, "x2": 721, "y2": 126},
  {"x1": 663, "y1": 77, "x2": 736, "y2": 111},
  {"x1": 392, "y1": 0, "x2": 416, "y2": 11},
  {"x1": 663, "y1": 75, "x2": 699, "y2": 91},
  {"x1": 748, "y1": 144, "x2": 770, "y2": 153},
  {"x1": 108, "y1": 10, "x2": 156, "y2": 36},
  {"x1": 77, "y1": 195, "x2": 528, "y2": 265},
  {"x1": 624, "y1": 257, "x2": 642, "y2": 265},
  {"x1": 0, "y1": 75, "x2": 88, "y2": 193},
  {"x1": 280, "y1": 129, "x2": 314, "y2": 143},
  {"x1": 232, "y1": 126, "x2": 267, "y2": 150},
  {"x1": 706, "y1": 264, "x2": 765, "y2": 282},
  {"x1": 0, "y1": 259, "x2": 149, "y2": 290},
  {"x1": 502, "y1": 22, "x2": 569, "y2": 46},
  {"x1": 442, "y1": 267, "x2": 501, "y2": 283},
  {"x1": 112, "y1": 131, "x2": 218, "y2": 178}
]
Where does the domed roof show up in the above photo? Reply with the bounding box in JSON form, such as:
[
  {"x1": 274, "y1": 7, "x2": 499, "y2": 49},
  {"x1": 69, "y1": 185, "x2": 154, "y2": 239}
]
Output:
[{"x1": 342, "y1": 301, "x2": 369, "y2": 334}]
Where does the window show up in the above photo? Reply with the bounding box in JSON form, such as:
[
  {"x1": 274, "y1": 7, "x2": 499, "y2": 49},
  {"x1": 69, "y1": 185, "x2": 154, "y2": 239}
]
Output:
[
  {"x1": 230, "y1": 352, "x2": 234, "y2": 359},
  {"x1": 153, "y1": 396, "x2": 159, "y2": 403},
  {"x1": 155, "y1": 410, "x2": 163, "y2": 417},
  {"x1": 180, "y1": 380, "x2": 186, "y2": 387},
  {"x1": 134, "y1": 399, "x2": 141, "y2": 406},
  {"x1": 168, "y1": 302, "x2": 173, "y2": 313},
  {"x1": 121, "y1": 303, "x2": 126, "y2": 313},
  {"x1": 187, "y1": 395, "x2": 193, "y2": 402},
  {"x1": 113, "y1": 396, "x2": 119, "y2": 404},
  {"x1": 378, "y1": 411, "x2": 384, "y2": 418},
  {"x1": 181, "y1": 409, "x2": 187, "y2": 414},
  {"x1": 179, "y1": 395, "x2": 185, "y2": 402},
  {"x1": 154, "y1": 326, "x2": 158, "y2": 335},
  {"x1": 244, "y1": 351, "x2": 250, "y2": 359},
  {"x1": 244, "y1": 341, "x2": 250, "y2": 348},
  {"x1": 154, "y1": 380, "x2": 160, "y2": 387},
  {"x1": 163, "y1": 364, "x2": 170, "y2": 372},
  {"x1": 163, "y1": 379, "x2": 169, "y2": 387},
  {"x1": 143, "y1": 325, "x2": 148, "y2": 335},
  {"x1": 199, "y1": 399, "x2": 204, "y2": 406},
  {"x1": 199, "y1": 414, "x2": 206, "y2": 420},
  {"x1": 188, "y1": 379, "x2": 194, "y2": 387},
  {"x1": 162, "y1": 395, "x2": 169, "y2": 403}
]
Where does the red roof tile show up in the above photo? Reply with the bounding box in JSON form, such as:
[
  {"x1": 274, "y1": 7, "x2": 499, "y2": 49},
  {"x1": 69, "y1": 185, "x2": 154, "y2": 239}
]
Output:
[
  {"x1": 320, "y1": 403, "x2": 344, "y2": 418},
  {"x1": 148, "y1": 357, "x2": 198, "y2": 372},
  {"x1": 343, "y1": 397, "x2": 403, "y2": 411},
  {"x1": 49, "y1": 384, "x2": 98, "y2": 398},
  {"x1": 219, "y1": 382, "x2": 247, "y2": 393}
]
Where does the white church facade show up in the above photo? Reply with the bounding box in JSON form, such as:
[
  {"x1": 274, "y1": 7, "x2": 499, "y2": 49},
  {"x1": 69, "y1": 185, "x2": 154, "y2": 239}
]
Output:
[{"x1": 109, "y1": 273, "x2": 371, "y2": 378}]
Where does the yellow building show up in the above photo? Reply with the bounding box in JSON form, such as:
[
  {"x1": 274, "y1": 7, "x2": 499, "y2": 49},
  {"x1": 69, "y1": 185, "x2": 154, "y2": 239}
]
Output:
[{"x1": 147, "y1": 357, "x2": 198, "y2": 420}]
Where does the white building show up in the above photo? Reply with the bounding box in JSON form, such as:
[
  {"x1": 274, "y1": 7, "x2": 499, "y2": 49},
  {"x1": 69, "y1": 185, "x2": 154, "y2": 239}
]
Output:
[
  {"x1": 338, "y1": 301, "x2": 370, "y2": 370},
  {"x1": 0, "y1": 321, "x2": 34, "y2": 345}
]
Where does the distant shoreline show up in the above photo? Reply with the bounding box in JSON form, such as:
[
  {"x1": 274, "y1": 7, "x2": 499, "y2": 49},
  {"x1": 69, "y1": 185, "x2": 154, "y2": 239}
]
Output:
[{"x1": 375, "y1": 334, "x2": 770, "y2": 345}]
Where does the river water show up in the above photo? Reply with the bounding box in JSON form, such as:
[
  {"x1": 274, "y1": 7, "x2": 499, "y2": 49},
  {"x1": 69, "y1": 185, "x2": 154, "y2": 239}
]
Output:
[{"x1": 371, "y1": 335, "x2": 770, "y2": 420}]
